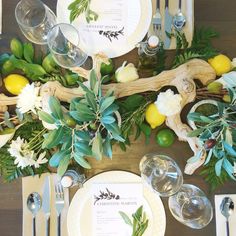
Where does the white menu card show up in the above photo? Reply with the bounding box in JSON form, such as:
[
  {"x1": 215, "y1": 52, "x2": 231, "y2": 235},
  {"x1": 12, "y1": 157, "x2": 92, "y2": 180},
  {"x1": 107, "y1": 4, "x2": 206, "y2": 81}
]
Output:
[
  {"x1": 91, "y1": 183, "x2": 143, "y2": 236},
  {"x1": 78, "y1": 0, "x2": 127, "y2": 53}
]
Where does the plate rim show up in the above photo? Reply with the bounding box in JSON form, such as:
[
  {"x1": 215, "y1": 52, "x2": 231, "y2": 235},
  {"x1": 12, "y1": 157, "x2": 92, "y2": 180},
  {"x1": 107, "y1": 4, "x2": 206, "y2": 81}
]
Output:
[
  {"x1": 56, "y1": 0, "x2": 152, "y2": 58},
  {"x1": 67, "y1": 170, "x2": 166, "y2": 236}
]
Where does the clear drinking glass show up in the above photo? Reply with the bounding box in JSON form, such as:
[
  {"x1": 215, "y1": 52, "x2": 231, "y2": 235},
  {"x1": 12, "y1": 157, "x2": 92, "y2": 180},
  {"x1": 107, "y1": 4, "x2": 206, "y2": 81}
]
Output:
[
  {"x1": 47, "y1": 23, "x2": 88, "y2": 69},
  {"x1": 15, "y1": 0, "x2": 56, "y2": 45},
  {"x1": 168, "y1": 184, "x2": 213, "y2": 229},
  {"x1": 139, "y1": 153, "x2": 183, "y2": 197}
]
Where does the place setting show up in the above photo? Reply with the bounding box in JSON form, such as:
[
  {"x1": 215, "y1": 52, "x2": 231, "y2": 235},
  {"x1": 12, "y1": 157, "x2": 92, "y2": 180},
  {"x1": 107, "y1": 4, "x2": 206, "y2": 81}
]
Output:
[{"x1": 0, "y1": 0, "x2": 236, "y2": 236}]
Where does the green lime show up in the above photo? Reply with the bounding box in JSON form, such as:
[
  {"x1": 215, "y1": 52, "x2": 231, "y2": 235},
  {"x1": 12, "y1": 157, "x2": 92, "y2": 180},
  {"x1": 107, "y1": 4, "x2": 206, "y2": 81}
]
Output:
[
  {"x1": 156, "y1": 128, "x2": 175, "y2": 147},
  {"x1": 100, "y1": 59, "x2": 114, "y2": 75}
]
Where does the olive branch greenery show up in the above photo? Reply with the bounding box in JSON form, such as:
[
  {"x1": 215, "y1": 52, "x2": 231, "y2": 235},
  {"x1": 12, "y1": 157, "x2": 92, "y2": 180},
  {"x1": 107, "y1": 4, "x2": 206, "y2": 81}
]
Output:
[
  {"x1": 187, "y1": 88, "x2": 236, "y2": 189},
  {"x1": 38, "y1": 70, "x2": 124, "y2": 176},
  {"x1": 68, "y1": 0, "x2": 98, "y2": 23},
  {"x1": 119, "y1": 206, "x2": 149, "y2": 236}
]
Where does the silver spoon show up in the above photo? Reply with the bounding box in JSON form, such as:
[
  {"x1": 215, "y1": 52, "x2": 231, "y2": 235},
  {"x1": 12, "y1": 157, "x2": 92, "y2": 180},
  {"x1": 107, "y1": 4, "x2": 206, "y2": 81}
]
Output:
[
  {"x1": 220, "y1": 197, "x2": 234, "y2": 236},
  {"x1": 27, "y1": 192, "x2": 42, "y2": 236},
  {"x1": 173, "y1": 0, "x2": 186, "y2": 31}
]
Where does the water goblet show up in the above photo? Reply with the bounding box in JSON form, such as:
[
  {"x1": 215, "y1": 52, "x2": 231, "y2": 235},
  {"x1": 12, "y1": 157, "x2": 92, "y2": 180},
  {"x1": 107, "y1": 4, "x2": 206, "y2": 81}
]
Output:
[
  {"x1": 168, "y1": 184, "x2": 213, "y2": 229},
  {"x1": 139, "y1": 153, "x2": 183, "y2": 197},
  {"x1": 47, "y1": 23, "x2": 88, "y2": 69},
  {"x1": 15, "y1": 0, "x2": 56, "y2": 44}
]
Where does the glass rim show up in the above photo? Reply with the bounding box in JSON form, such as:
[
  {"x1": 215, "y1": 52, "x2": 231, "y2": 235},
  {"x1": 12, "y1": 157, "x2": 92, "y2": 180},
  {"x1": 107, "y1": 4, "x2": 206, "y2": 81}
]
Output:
[
  {"x1": 15, "y1": 1, "x2": 53, "y2": 29},
  {"x1": 47, "y1": 23, "x2": 81, "y2": 55}
]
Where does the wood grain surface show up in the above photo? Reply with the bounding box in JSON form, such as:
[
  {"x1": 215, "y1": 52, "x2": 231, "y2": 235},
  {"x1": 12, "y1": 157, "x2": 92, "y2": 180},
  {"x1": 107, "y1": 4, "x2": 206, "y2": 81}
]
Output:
[{"x1": 1, "y1": 0, "x2": 236, "y2": 236}]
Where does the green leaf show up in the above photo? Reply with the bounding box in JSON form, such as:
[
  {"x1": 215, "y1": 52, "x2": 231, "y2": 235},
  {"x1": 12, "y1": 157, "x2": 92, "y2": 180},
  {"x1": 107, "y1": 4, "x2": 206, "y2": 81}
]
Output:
[
  {"x1": 76, "y1": 103, "x2": 94, "y2": 116},
  {"x1": 85, "y1": 93, "x2": 97, "y2": 111},
  {"x1": 75, "y1": 131, "x2": 91, "y2": 142},
  {"x1": 57, "y1": 155, "x2": 70, "y2": 176},
  {"x1": 75, "y1": 142, "x2": 92, "y2": 156},
  {"x1": 199, "y1": 116, "x2": 214, "y2": 123},
  {"x1": 215, "y1": 158, "x2": 224, "y2": 176},
  {"x1": 122, "y1": 95, "x2": 145, "y2": 111},
  {"x1": 92, "y1": 133, "x2": 103, "y2": 160},
  {"x1": 48, "y1": 96, "x2": 63, "y2": 120},
  {"x1": 49, "y1": 150, "x2": 69, "y2": 167},
  {"x1": 42, "y1": 127, "x2": 64, "y2": 149},
  {"x1": 100, "y1": 96, "x2": 116, "y2": 113},
  {"x1": 101, "y1": 116, "x2": 116, "y2": 124},
  {"x1": 119, "y1": 211, "x2": 133, "y2": 226},
  {"x1": 204, "y1": 149, "x2": 213, "y2": 165},
  {"x1": 223, "y1": 141, "x2": 236, "y2": 157},
  {"x1": 23, "y1": 43, "x2": 34, "y2": 63},
  {"x1": 104, "y1": 123, "x2": 125, "y2": 142},
  {"x1": 217, "y1": 102, "x2": 225, "y2": 116},
  {"x1": 102, "y1": 104, "x2": 119, "y2": 116},
  {"x1": 187, "y1": 112, "x2": 203, "y2": 122},
  {"x1": 89, "y1": 69, "x2": 97, "y2": 90},
  {"x1": 70, "y1": 111, "x2": 96, "y2": 122},
  {"x1": 223, "y1": 158, "x2": 236, "y2": 180},
  {"x1": 103, "y1": 137, "x2": 112, "y2": 158},
  {"x1": 38, "y1": 111, "x2": 55, "y2": 124},
  {"x1": 74, "y1": 153, "x2": 91, "y2": 169},
  {"x1": 187, "y1": 128, "x2": 204, "y2": 137}
]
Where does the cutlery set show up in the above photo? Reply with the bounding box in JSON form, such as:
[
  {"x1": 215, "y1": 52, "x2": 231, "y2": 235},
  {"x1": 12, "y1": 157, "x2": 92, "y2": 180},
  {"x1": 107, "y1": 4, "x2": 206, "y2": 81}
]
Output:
[
  {"x1": 152, "y1": 0, "x2": 186, "y2": 49},
  {"x1": 220, "y1": 197, "x2": 234, "y2": 236},
  {"x1": 27, "y1": 176, "x2": 65, "y2": 236}
]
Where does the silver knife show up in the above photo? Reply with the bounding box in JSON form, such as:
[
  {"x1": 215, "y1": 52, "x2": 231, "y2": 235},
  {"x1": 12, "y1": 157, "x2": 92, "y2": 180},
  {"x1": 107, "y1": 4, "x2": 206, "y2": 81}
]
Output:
[
  {"x1": 164, "y1": 0, "x2": 173, "y2": 49},
  {"x1": 42, "y1": 176, "x2": 51, "y2": 236}
]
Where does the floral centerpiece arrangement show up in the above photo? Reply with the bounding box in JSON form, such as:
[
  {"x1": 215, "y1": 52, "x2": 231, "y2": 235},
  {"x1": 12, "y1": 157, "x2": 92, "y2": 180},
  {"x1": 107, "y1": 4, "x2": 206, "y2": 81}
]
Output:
[{"x1": 0, "y1": 27, "x2": 236, "y2": 191}]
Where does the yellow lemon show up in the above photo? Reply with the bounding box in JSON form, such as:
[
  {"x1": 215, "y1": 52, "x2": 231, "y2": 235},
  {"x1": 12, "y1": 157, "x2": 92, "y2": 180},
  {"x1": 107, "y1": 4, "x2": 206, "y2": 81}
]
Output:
[
  {"x1": 208, "y1": 54, "x2": 232, "y2": 76},
  {"x1": 145, "y1": 103, "x2": 166, "y2": 129},
  {"x1": 4, "y1": 74, "x2": 29, "y2": 95}
]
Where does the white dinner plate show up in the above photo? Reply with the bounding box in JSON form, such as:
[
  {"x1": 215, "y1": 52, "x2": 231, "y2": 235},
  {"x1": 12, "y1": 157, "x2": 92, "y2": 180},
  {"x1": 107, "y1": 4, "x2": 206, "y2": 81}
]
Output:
[
  {"x1": 56, "y1": 0, "x2": 152, "y2": 58},
  {"x1": 67, "y1": 170, "x2": 166, "y2": 236}
]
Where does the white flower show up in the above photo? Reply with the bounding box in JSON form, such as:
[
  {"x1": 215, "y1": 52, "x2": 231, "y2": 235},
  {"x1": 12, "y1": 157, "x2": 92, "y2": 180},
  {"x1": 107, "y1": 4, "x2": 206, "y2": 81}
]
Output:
[
  {"x1": 8, "y1": 137, "x2": 48, "y2": 169},
  {"x1": 231, "y1": 58, "x2": 236, "y2": 68},
  {"x1": 34, "y1": 152, "x2": 48, "y2": 168},
  {"x1": 115, "y1": 61, "x2": 139, "y2": 83},
  {"x1": 155, "y1": 89, "x2": 182, "y2": 116},
  {"x1": 17, "y1": 83, "x2": 42, "y2": 114}
]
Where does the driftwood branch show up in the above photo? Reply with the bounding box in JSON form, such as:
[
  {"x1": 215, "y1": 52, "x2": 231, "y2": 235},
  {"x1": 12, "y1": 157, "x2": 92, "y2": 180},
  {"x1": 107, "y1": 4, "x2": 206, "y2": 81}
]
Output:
[{"x1": 0, "y1": 55, "x2": 216, "y2": 174}]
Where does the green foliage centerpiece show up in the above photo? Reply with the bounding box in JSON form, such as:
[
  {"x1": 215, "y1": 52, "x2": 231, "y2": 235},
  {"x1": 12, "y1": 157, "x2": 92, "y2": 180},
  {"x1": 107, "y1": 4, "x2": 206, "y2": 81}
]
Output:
[{"x1": 38, "y1": 70, "x2": 124, "y2": 176}]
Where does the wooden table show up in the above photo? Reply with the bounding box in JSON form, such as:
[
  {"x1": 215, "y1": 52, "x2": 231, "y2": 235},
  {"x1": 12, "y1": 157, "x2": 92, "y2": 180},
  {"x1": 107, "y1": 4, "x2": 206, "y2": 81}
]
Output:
[{"x1": 1, "y1": 0, "x2": 236, "y2": 235}]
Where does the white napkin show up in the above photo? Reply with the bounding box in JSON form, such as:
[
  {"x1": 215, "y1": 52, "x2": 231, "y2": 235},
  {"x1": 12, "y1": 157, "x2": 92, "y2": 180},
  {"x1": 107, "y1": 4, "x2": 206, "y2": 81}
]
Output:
[
  {"x1": 215, "y1": 194, "x2": 236, "y2": 236},
  {"x1": 0, "y1": 0, "x2": 2, "y2": 34},
  {"x1": 22, "y1": 173, "x2": 69, "y2": 236}
]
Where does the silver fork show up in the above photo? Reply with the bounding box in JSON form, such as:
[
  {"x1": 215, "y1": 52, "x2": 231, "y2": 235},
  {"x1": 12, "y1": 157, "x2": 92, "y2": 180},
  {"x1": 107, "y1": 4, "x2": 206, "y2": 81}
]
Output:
[
  {"x1": 55, "y1": 183, "x2": 65, "y2": 236},
  {"x1": 152, "y1": 0, "x2": 162, "y2": 39}
]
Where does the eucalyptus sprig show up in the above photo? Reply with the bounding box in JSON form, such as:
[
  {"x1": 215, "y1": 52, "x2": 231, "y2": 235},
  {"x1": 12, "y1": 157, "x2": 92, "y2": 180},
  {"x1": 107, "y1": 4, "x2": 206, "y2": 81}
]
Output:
[
  {"x1": 119, "y1": 206, "x2": 149, "y2": 236},
  {"x1": 68, "y1": 0, "x2": 98, "y2": 23},
  {"x1": 187, "y1": 88, "x2": 236, "y2": 181},
  {"x1": 38, "y1": 70, "x2": 124, "y2": 176}
]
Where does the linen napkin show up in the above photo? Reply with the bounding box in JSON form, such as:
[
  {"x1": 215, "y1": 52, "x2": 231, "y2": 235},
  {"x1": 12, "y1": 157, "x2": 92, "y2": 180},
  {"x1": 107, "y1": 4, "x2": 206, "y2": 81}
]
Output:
[
  {"x1": 149, "y1": 0, "x2": 194, "y2": 50},
  {"x1": 215, "y1": 194, "x2": 236, "y2": 236},
  {"x1": 22, "y1": 173, "x2": 69, "y2": 236}
]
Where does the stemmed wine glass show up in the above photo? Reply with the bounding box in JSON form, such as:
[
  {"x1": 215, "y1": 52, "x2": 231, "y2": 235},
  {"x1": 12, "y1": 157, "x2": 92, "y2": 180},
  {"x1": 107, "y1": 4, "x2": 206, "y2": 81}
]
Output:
[
  {"x1": 139, "y1": 153, "x2": 213, "y2": 229},
  {"x1": 139, "y1": 154, "x2": 183, "y2": 197},
  {"x1": 47, "y1": 23, "x2": 88, "y2": 69},
  {"x1": 15, "y1": 0, "x2": 56, "y2": 45}
]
